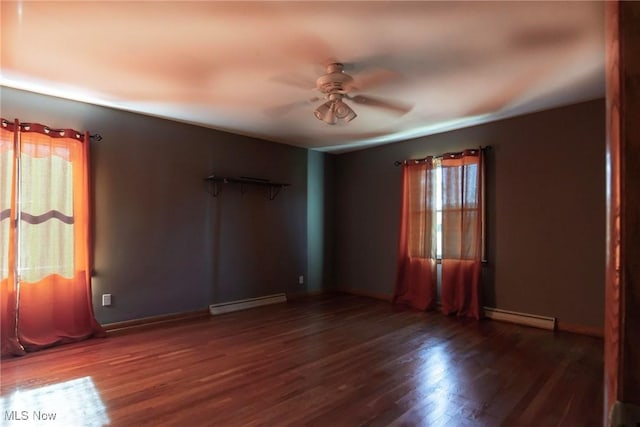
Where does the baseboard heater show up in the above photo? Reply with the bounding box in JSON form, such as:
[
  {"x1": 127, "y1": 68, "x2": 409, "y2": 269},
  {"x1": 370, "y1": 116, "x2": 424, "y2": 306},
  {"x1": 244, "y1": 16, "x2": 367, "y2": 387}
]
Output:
[
  {"x1": 483, "y1": 307, "x2": 556, "y2": 330},
  {"x1": 209, "y1": 293, "x2": 287, "y2": 316}
]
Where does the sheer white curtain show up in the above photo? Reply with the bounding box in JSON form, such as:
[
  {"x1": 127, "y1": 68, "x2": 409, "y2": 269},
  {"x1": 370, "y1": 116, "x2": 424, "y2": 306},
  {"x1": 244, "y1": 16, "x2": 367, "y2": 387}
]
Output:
[
  {"x1": 393, "y1": 159, "x2": 438, "y2": 310},
  {"x1": 440, "y1": 149, "x2": 484, "y2": 319}
]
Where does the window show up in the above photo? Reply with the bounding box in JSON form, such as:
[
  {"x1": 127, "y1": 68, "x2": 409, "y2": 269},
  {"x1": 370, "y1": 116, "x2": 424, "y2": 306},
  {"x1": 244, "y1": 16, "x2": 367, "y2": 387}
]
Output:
[
  {"x1": 395, "y1": 148, "x2": 485, "y2": 316},
  {"x1": 406, "y1": 151, "x2": 485, "y2": 261}
]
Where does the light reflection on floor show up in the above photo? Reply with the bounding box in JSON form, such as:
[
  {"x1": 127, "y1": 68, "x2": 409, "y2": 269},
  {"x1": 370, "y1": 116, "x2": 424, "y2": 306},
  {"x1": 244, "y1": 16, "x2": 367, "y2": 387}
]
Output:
[
  {"x1": 417, "y1": 343, "x2": 455, "y2": 423},
  {"x1": 0, "y1": 376, "x2": 109, "y2": 426}
]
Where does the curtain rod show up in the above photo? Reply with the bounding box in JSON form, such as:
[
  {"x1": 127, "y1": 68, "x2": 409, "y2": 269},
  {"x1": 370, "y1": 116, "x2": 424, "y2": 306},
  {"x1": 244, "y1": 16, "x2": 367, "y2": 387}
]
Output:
[
  {"x1": 1, "y1": 119, "x2": 102, "y2": 141},
  {"x1": 19, "y1": 123, "x2": 103, "y2": 142},
  {"x1": 393, "y1": 145, "x2": 491, "y2": 166}
]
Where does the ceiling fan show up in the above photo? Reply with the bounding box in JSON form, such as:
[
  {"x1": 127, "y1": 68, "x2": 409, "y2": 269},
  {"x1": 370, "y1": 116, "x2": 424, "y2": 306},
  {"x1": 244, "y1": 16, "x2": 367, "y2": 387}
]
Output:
[{"x1": 269, "y1": 62, "x2": 412, "y2": 125}]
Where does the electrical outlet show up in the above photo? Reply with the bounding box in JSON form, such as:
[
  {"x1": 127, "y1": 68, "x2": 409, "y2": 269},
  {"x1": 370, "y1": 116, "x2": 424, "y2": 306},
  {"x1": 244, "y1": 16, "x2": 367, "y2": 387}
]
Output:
[
  {"x1": 298, "y1": 275, "x2": 304, "y2": 285},
  {"x1": 102, "y1": 294, "x2": 112, "y2": 307}
]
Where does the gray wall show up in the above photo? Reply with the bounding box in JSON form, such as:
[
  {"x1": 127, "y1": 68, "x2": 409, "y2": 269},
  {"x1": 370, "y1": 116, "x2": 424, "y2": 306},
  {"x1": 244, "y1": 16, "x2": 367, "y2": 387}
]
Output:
[
  {"x1": 306, "y1": 150, "x2": 335, "y2": 293},
  {"x1": 334, "y1": 99, "x2": 606, "y2": 328},
  {"x1": 2, "y1": 87, "x2": 316, "y2": 324}
]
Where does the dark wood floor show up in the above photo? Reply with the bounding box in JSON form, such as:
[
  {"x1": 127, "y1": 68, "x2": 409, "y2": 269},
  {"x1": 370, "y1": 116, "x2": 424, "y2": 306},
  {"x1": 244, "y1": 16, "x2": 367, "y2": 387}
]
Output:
[{"x1": 0, "y1": 294, "x2": 603, "y2": 426}]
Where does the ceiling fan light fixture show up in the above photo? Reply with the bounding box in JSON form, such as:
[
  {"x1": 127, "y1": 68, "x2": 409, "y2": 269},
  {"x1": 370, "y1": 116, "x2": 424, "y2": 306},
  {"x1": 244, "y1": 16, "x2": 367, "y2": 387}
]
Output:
[
  {"x1": 334, "y1": 100, "x2": 357, "y2": 123},
  {"x1": 314, "y1": 101, "x2": 329, "y2": 120},
  {"x1": 315, "y1": 98, "x2": 356, "y2": 125},
  {"x1": 314, "y1": 101, "x2": 337, "y2": 125},
  {"x1": 324, "y1": 102, "x2": 337, "y2": 125}
]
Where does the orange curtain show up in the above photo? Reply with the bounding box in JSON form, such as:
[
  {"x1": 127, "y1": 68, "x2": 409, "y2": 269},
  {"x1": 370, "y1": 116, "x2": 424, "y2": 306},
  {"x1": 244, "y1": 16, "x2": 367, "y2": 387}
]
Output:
[
  {"x1": 1, "y1": 119, "x2": 104, "y2": 357},
  {"x1": 440, "y1": 149, "x2": 483, "y2": 319},
  {"x1": 1, "y1": 120, "x2": 24, "y2": 356},
  {"x1": 393, "y1": 159, "x2": 437, "y2": 310}
]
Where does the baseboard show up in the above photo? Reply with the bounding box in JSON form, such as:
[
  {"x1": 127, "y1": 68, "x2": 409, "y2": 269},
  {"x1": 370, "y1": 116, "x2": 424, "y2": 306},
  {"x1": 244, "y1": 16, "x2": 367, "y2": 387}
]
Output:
[
  {"x1": 209, "y1": 293, "x2": 287, "y2": 315},
  {"x1": 483, "y1": 307, "x2": 556, "y2": 331},
  {"x1": 103, "y1": 308, "x2": 210, "y2": 335},
  {"x1": 556, "y1": 321, "x2": 604, "y2": 338},
  {"x1": 339, "y1": 289, "x2": 393, "y2": 302}
]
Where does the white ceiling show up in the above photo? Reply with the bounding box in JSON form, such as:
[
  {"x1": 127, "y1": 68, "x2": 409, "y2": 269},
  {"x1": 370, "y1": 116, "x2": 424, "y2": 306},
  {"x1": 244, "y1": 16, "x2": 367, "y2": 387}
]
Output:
[{"x1": 1, "y1": 1, "x2": 604, "y2": 153}]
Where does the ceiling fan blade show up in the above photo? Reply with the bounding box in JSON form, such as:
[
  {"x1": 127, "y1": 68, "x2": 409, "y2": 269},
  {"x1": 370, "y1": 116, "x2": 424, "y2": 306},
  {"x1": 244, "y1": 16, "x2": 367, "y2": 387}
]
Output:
[
  {"x1": 341, "y1": 53, "x2": 397, "y2": 74},
  {"x1": 270, "y1": 73, "x2": 316, "y2": 90},
  {"x1": 282, "y1": 34, "x2": 337, "y2": 70},
  {"x1": 509, "y1": 26, "x2": 582, "y2": 50},
  {"x1": 349, "y1": 68, "x2": 402, "y2": 92},
  {"x1": 265, "y1": 97, "x2": 321, "y2": 117},
  {"x1": 347, "y1": 95, "x2": 412, "y2": 115}
]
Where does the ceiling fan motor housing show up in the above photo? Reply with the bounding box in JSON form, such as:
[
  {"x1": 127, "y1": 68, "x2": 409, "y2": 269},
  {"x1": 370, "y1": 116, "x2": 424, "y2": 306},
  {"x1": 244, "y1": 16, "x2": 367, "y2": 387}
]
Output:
[{"x1": 316, "y1": 63, "x2": 354, "y2": 94}]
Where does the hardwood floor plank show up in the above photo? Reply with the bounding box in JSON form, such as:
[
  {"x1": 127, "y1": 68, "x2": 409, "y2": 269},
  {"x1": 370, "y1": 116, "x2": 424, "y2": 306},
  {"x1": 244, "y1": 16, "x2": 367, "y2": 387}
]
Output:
[{"x1": 0, "y1": 295, "x2": 603, "y2": 426}]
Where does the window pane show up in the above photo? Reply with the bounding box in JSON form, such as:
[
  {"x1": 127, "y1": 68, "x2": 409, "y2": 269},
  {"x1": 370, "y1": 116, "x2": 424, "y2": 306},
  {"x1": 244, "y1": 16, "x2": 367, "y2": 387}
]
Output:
[
  {"x1": 19, "y1": 154, "x2": 73, "y2": 217},
  {"x1": 18, "y1": 148, "x2": 75, "y2": 282},
  {"x1": 436, "y1": 210, "x2": 442, "y2": 259},
  {"x1": 441, "y1": 157, "x2": 480, "y2": 260},
  {"x1": 19, "y1": 221, "x2": 74, "y2": 282},
  {"x1": 407, "y1": 163, "x2": 438, "y2": 259}
]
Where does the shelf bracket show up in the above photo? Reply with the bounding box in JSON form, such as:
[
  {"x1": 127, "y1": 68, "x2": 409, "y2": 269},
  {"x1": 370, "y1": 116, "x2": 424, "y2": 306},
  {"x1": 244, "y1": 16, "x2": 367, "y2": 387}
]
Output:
[
  {"x1": 268, "y1": 186, "x2": 282, "y2": 201},
  {"x1": 209, "y1": 181, "x2": 220, "y2": 197}
]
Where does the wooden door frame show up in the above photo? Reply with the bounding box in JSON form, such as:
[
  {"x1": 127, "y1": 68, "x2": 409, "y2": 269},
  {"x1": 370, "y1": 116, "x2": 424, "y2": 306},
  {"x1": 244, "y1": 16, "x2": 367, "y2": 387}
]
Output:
[{"x1": 604, "y1": 1, "x2": 640, "y2": 425}]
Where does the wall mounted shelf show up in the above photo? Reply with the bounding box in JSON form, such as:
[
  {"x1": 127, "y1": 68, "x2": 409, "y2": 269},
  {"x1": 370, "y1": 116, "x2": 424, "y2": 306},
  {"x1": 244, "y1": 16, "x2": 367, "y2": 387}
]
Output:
[{"x1": 204, "y1": 175, "x2": 290, "y2": 200}]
